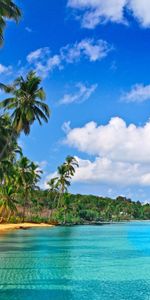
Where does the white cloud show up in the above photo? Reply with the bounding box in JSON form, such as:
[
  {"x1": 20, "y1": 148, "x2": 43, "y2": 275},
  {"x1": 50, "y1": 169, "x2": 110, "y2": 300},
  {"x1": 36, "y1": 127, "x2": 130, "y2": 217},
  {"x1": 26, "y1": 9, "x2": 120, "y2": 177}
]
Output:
[
  {"x1": 72, "y1": 156, "x2": 150, "y2": 186},
  {"x1": 27, "y1": 39, "x2": 111, "y2": 77},
  {"x1": 60, "y1": 117, "x2": 150, "y2": 187},
  {"x1": 122, "y1": 84, "x2": 150, "y2": 102},
  {"x1": 65, "y1": 117, "x2": 150, "y2": 163},
  {"x1": 129, "y1": 0, "x2": 150, "y2": 27},
  {"x1": 47, "y1": 55, "x2": 62, "y2": 70},
  {"x1": 35, "y1": 55, "x2": 62, "y2": 77},
  {"x1": 68, "y1": 0, "x2": 150, "y2": 29},
  {"x1": 27, "y1": 48, "x2": 62, "y2": 78},
  {"x1": 68, "y1": 0, "x2": 128, "y2": 28},
  {"x1": 0, "y1": 64, "x2": 12, "y2": 75},
  {"x1": 45, "y1": 155, "x2": 150, "y2": 188},
  {"x1": 27, "y1": 47, "x2": 50, "y2": 63},
  {"x1": 60, "y1": 39, "x2": 111, "y2": 62},
  {"x1": 58, "y1": 82, "x2": 97, "y2": 105}
]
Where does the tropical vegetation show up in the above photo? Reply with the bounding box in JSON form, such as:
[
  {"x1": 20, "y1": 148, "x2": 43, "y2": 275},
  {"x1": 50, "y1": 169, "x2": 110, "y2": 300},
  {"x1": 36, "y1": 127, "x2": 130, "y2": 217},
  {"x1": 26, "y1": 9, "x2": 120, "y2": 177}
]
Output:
[
  {"x1": 0, "y1": 0, "x2": 149, "y2": 226},
  {"x1": 0, "y1": 0, "x2": 21, "y2": 45}
]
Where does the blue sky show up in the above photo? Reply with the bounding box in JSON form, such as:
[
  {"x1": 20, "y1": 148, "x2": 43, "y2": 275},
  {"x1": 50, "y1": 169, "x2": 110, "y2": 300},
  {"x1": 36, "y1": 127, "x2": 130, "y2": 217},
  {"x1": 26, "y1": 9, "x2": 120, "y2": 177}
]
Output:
[{"x1": 1, "y1": 0, "x2": 150, "y2": 201}]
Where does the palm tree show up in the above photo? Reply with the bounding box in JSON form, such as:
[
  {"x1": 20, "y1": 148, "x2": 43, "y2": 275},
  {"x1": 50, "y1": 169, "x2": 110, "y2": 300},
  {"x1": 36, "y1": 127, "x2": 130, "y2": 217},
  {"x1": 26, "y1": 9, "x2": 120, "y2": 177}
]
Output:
[
  {"x1": 0, "y1": 71, "x2": 50, "y2": 134},
  {"x1": 58, "y1": 164, "x2": 71, "y2": 193},
  {"x1": 0, "y1": 114, "x2": 18, "y2": 160},
  {"x1": 64, "y1": 156, "x2": 79, "y2": 176},
  {"x1": 57, "y1": 164, "x2": 71, "y2": 209},
  {"x1": 0, "y1": 158, "x2": 18, "y2": 222},
  {"x1": 16, "y1": 157, "x2": 33, "y2": 222},
  {"x1": 47, "y1": 177, "x2": 59, "y2": 220},
  {"x1": 0, "y1": 184, "x2": 17, "y2": 222},
  {"x1": 47, "y1": 178, "x2": 59, "y2": 193},
  {"x1": 16, "y1": 157, "x2": 42, "y2": 222},
  {"x1": 0, "y1": 71, "x2": 50, "y2": 159},
  {"x1": 51, "y1": 156, "x2": 78, "y2": 210},
  {"x1": 56, "y1": 156, "x2": 79, "y2": 223},
  {"x1": 30, "y1": 162, "x2": 42, "y2": 187},
  {"x1": 0, "y1": 0, "x2": 21, "y2": 45}
]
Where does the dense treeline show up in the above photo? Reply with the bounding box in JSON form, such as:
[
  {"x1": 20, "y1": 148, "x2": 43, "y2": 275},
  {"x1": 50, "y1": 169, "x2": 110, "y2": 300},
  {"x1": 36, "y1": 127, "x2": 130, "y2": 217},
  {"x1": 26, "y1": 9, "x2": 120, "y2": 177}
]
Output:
[
  {"x1": 0, "y1": 1, "x2": 81, "y2": 225},
  {"x1": 0, "y1": 2, "x2": 150, "y2": 226},
  {"x1": 7, "y1": 191, "x2": 150, "y2": 225},
  {"x1": 34, "y1": 193, "x2": 150, "y2": 224}
]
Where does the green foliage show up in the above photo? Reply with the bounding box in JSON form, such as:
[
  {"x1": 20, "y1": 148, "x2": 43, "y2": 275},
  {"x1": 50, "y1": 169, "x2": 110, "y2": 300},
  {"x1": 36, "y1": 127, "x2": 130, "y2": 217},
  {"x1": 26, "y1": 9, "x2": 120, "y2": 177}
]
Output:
[
  {"x1": 0, "y1": 71, "x2": 50, "y2": 135},
  {"x1": 43, "y1": 193, "x2": 150, "y2": 225},
  {"x1": 79, "y1": 209, "x2": 99, "y2": 221},
  {"x1": 26, "y1": 216, "x2": 49, "y2": 224},
  {"x1": 0, "y1": 70, "x2": 51, "y2": 223},
  {"x1": 9, "y1": 216, "x2": 22, "y2": 224},
  {"x1": 0, "y1": 0, "x2": 21, "y2": 45}
]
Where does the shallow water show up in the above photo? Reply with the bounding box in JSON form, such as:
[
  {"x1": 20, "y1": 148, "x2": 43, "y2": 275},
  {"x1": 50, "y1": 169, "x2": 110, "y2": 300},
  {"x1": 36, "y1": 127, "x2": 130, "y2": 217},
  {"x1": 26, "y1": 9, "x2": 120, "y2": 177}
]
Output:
[{"x1": 0, "y1": 222, "x2": 150, "y2": 299}]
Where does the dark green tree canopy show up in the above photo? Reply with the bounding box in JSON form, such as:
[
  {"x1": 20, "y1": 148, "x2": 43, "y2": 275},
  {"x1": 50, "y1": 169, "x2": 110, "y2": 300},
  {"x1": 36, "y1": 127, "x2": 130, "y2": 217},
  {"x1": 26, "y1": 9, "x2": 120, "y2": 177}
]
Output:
[
  {"x1": 0, "y1": 0, "x2": 21, "y2": 45},
  {"x1": 0, "y1": 71, "x2": 50, "y2": 135}
]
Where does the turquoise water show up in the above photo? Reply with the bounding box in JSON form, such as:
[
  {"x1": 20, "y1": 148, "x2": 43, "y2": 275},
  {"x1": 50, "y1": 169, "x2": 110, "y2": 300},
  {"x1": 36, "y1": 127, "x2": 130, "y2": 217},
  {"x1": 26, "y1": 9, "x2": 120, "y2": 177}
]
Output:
[{"x1": 0, "y1": 223, "x2": 150, "y2": 299}]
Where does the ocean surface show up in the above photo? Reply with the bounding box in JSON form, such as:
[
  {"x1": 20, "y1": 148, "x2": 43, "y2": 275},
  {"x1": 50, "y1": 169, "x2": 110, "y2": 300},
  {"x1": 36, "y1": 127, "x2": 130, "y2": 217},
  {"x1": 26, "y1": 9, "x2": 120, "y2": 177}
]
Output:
[{"x1": 0, "y1": 222, "x2": 150, "y2": 299}]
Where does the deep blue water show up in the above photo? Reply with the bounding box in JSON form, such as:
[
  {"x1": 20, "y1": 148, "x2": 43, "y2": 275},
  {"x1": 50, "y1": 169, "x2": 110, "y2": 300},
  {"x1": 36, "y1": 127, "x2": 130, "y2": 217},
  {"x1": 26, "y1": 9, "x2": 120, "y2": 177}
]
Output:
[{"x1": 0, "y1": 222, "x2": 150, "y2": 299}]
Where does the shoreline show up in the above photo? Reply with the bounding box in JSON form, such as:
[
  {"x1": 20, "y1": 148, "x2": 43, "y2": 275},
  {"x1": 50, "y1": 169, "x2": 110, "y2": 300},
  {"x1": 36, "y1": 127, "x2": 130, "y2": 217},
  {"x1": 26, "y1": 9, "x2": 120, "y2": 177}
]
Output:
[
  {"x1": 0, "y1": 220, "x2": 149, "y2": 233},
  {"x1": 0, "y1": 223, "x2": 54, "y2": 233}
]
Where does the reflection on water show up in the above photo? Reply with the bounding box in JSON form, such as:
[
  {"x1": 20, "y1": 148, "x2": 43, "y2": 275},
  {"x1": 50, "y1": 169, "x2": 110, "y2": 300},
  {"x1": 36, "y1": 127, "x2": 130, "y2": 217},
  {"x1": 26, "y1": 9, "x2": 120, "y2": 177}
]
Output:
[{"x1": 0, "y1": 223, "x2": 150, "y2": 299}]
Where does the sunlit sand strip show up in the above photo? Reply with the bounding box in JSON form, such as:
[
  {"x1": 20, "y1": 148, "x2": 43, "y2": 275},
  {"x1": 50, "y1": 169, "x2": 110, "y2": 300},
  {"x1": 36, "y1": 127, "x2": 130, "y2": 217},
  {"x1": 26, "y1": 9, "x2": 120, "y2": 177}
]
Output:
[{"x1": 0, "y1": 223, "x2": 54, "y2": 232}]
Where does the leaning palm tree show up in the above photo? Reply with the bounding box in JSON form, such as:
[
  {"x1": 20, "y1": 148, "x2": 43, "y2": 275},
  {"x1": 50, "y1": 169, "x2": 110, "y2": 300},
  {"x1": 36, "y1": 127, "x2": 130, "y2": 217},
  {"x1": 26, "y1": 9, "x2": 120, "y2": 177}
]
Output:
[
  {"x1": 0, "y1": 71, "x2": 50, "y2": 159},
  {"x1": 0, "y1": 0, "x2": 21, "y2": 45}
]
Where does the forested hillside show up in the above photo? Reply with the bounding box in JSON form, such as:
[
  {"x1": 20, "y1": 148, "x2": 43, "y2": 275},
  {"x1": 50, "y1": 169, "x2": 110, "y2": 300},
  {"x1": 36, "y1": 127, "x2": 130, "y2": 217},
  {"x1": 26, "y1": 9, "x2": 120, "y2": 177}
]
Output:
[{"x1": 8, "y1": 192, "x2": 150, "y2": 225}]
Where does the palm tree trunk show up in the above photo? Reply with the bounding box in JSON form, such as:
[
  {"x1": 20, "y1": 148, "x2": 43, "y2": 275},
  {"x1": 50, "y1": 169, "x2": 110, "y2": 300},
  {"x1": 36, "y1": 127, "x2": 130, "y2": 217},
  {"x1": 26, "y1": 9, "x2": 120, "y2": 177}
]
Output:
[
  {"x1": 22, "y1": 189, "x2": 28, "y2": 222},
  {"x1": 0, "y1": 205, "x2": 4, "y2": 223},
  {"x1": 50, "y1": 193, "x2": 58, "y2": 221},
  {"x1": 57, "y1": 185, "x2": 64, "y2": 209},
  {"x1": 0, "y1": 131, "x2": 15, "y2": 161},
  {"x1": 7, "y1": 211, "x2": 11, "y2": 222},
  {"x1": 64, "y1": 207, "x2": 67, "y2": 224}
]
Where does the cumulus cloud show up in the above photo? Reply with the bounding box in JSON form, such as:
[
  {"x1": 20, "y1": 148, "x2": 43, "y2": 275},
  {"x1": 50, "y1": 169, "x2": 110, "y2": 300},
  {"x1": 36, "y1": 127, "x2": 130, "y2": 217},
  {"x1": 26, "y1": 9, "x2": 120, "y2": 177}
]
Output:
[
  {"x1": 67, "y1": 0, "x2": 150, "y2": 29},
  {"x1": 58, "y1": 82, "x2": 97, "y2": 105},
  {"x1": 27, "y1": 39, "x2": 111, "y2": 77},
  {"x1": 65, "y1": 117, "x2": 150, "y2": 163},
  {"x1": 72, "y1": 156, "x2": 150, "y2": 187},
  {"x1": 129, "y1": 0, "x2": 150, "y2": 27},
  {"x1": 0, "y1": 63, "x2": 12, "y2": 75},
  {"x1": 122, "y1": 84, "x2": 150, "y2": 102},
  {"x1": 58, "y1": 117, "x2": 150, "y2": 187},
  {"x1": 45, "y1": 155, "x2": 150, "y2": 188}
]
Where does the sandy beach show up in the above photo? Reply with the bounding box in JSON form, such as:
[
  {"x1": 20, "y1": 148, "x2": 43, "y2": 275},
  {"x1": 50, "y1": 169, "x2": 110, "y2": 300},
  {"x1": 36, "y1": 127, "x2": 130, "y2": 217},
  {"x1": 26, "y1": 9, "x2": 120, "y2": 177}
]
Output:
[{"x1": 0, "y1": 223, "x2": 54, "y2": 232}]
